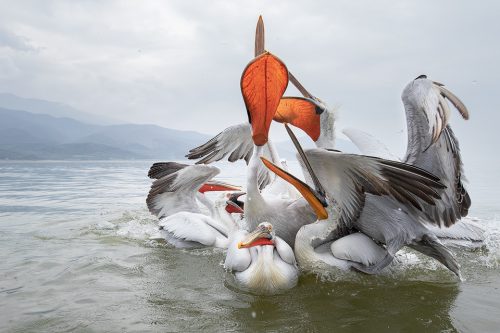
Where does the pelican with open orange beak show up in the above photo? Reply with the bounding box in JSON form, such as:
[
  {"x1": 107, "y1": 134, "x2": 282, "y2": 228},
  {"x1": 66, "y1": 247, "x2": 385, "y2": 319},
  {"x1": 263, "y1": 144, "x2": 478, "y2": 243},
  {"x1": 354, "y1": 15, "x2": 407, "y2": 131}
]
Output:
[
  {"x1": 186, "y1": 16, "x2": 337, "y2": 193},
  {"x1": 274, "y1": 71, "x2": 336, "y2": 150},
  {"x1": 224, "y1": 222, "x2": 298, "y2": 294},
  {"x1": 238, "y1": 52, "x2": 320, "y2": 247}
]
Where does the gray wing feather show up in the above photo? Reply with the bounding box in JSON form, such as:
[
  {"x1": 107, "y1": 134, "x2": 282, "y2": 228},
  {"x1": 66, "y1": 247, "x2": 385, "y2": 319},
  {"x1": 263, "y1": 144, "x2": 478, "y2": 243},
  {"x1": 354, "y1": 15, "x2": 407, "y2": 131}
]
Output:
[
  {"x1": 186, "y1": 123, "x2": 254, "y2": 164},
  {"x1": 186, "y1": 122, "x2": 273, "y2": 190},
  {"x1": 148, "y1": 162, "x2": 189, "y2": 179},
  {"x1": 303, "y1": 149, "x2": 445, "y2": 228},
  {"x1": 146, "y1": 165, "x2": 219, "y2": 218},
  {"x1": 402, "y1": 78, "x2": 471, "y2": 227}
]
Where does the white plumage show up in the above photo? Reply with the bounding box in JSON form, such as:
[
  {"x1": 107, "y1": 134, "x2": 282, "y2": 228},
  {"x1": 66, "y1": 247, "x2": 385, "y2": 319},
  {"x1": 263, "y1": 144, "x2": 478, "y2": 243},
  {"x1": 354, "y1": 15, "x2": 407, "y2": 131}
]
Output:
[
  {"x1": 147, "y1": 163, "x2": 242, "y2": 248},
  {"x1": 224, "y1": 224, "x2": 298, "y2": 294}
]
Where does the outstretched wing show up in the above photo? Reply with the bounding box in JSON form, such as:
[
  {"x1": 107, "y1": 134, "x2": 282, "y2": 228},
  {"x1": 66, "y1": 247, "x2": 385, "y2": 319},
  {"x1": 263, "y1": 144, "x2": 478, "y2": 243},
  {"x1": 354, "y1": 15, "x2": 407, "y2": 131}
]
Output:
[
  {"x1": 303, "y1": 149, "x2": 445, "y2": 228},
  {"x1": 146, "y1": 164, "x2": 219, "y2": 218},
  {"x1": 148, "y1": 162, "x2": 189, "y2": 179},
  {"x1": 186, "y1": 123, "x2": 254, "y2": 164},
  {"x1": 402, "y1": 77, "x2": 471, "y2": 226},
  {"x1": 186, "y1": 122, "x2": 273, "y2": 189}
]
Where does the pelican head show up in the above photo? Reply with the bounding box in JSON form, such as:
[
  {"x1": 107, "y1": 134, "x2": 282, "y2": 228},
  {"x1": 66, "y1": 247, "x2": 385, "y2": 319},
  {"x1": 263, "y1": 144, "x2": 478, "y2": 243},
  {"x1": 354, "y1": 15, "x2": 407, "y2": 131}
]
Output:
[
  {"x1": 225, "y1": 222, "x2": 298, "y2": 294},
  {"x1": 403, "y1": 75, "x2": 470, "y2": 147},
  {"x1": 238, "y1": 222, "x2": 274, "y2": 248}
]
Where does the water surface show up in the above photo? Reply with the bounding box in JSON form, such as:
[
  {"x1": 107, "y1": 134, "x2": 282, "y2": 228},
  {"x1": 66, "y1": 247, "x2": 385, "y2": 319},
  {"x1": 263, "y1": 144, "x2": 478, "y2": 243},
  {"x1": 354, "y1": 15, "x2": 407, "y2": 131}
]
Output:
[{"x1": 0, "y1": 160, "x2": 499, "y2": 332}]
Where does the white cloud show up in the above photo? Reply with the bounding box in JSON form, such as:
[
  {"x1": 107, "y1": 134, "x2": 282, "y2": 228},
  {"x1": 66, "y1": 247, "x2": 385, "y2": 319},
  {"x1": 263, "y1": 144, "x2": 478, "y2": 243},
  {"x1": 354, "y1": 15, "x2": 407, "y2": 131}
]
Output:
[{"x1": 0, "y1": 0, "x2": 498, "y2": 161}]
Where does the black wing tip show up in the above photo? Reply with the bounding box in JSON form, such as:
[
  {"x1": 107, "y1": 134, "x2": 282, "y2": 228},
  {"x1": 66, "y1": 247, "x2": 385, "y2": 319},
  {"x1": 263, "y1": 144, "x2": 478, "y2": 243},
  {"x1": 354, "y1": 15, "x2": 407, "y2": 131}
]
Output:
[
  {"x1": 148, "y1": 162, "x2": 188, "y2": 179},
  {"x1": 379, "y1": 158, "x2": 445, "y2": 187}
]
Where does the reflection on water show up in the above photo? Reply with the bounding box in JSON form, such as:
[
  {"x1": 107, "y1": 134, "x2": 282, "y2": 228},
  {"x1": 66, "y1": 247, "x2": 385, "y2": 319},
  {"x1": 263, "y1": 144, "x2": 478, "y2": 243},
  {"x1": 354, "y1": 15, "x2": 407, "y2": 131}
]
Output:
[
  {"x1": 0, "y1": 161, "x2": 498, "y2": 332},
  {"x1": 231, "y1": 279, "x2": 460, "y2": 332}
]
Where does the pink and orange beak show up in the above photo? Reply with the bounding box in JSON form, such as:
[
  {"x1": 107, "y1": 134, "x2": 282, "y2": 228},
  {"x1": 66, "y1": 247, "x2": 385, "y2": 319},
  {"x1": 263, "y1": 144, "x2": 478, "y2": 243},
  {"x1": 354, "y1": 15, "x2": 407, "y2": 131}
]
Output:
[
  {"x1": 238, "y1": 223, "x2": 274, "y2": 249},
  {"x1": 225, "y1": 192, "x2": 245, "y2": 214},
  {"x1": 247, "y1": 16, "x2": 324, "y2": 144},
  {"x1": 225, "y1": 202, "x2": 244, "y2": 214},
  {"x1": 260, "y1": 157, "x2": 328, "y2": 220},
  {"x1": 273, "y1": 97, "x2": 326, "y2": 142},
  {"x1": 260, "y1": 123, "x2": 329, "y2": 220},
  {"x1": 198, "y1": 181, "x2": 241, "y2": 194},
  {"x1": 240, "y1": 52, "x2": 289, "y2": 146}
]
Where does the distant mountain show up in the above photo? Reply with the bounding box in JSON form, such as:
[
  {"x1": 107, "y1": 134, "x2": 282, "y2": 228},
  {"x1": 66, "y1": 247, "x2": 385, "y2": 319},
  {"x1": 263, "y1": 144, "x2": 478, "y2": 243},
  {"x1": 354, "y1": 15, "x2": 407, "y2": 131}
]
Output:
[
  {"x1": 0, "y1": 104, "x2": 359, "y2": 161},
  {"x1": 0, "y1": 107, "x2": 210, "y2": 160},
  {"x1": 0, "y1": 93, "x2": 120, "y2": 125}
]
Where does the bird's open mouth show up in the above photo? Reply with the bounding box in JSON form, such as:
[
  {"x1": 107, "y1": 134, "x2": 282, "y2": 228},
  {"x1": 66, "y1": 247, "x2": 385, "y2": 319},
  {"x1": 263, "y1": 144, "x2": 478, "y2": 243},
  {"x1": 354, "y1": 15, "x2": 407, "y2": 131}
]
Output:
[
  {"x1": 225, "y1": 192, "x2": 245, "y2": 214},
  {"x1": 241, "y1": 52, "x2": 289, "y2": 146}
]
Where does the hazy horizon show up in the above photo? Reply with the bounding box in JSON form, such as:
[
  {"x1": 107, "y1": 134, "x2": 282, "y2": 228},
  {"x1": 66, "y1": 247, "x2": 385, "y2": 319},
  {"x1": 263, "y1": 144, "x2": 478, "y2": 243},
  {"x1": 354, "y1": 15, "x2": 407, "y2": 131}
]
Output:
[{"x1": 1, "y1": 1, "x2": 499, "y2": 163}]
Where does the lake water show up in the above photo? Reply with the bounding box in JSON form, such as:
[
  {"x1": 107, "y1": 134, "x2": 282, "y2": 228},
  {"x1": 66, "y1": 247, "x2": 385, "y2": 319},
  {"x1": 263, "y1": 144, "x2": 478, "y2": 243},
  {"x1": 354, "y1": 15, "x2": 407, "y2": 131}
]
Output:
[{"x1": 0, "y1": 160, "x2": 499, "y2": 332}]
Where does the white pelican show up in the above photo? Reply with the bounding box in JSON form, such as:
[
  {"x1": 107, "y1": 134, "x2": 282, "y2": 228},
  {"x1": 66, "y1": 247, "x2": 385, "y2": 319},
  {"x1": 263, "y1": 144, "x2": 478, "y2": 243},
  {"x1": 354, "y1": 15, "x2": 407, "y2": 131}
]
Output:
[
  {"x1": 224, "y1": 222, "x2": 298, "y2": 294},
  {"x1": 146, "y1": 162, "x2": 243, "y2": 248},
  {"x1": 337, "y1": 76, "x2": 481, "y2": 274},
  {"x1": 187, "y1": 34, "x2": 327, "y2": 246},
  {"x1": 261, "y1": 125, "x2": 450, "y2": 275},
  {"x1": 343, "y1": 75, "x2": 471, "y2": 225},
  {"x1": 235, "y1": 51, "x2": 322, "y2": 247},
  {"x1": 185, "y1": 18, "x2": 339, "y2": 247}
]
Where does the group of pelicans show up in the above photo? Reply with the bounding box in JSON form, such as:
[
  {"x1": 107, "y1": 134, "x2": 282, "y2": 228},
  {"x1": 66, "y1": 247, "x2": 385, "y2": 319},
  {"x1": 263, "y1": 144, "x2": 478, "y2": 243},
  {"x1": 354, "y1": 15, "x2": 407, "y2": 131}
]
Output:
[{"x1": 146, "y1": 17, "x2": 484, "y2": 294}]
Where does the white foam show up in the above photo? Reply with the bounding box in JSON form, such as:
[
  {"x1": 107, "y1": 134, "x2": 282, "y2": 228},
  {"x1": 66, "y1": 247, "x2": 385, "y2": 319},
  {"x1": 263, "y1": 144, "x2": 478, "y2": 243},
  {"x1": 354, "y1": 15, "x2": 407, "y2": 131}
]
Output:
[{"x1": 116, "y1": 219, "x2": 159, "y2": 240}]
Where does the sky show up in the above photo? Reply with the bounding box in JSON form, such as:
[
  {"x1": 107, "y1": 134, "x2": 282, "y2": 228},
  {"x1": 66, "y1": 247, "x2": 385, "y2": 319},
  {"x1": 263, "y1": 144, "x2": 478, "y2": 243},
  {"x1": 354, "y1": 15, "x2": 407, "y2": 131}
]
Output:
[{"x1": 0, "y1": 0, "x2": 498, "y2": 163}]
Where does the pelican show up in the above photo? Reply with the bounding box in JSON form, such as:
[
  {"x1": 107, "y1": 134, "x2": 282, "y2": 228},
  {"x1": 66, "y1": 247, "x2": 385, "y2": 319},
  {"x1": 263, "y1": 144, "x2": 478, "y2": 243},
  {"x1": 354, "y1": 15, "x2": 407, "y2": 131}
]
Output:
[
  {"x1": 224, "y1": 222, "x2": 298, "y2": 294},
  {"x1": 186, "y1": 16, "x2": 336, "y2": 169},
  {"x1": 185, "y1": 15, "x2": 335, "y2": 198},
  {"x1": 342, "y1": 75, "x2": 472, "y2": 226},
  {"x1": 261, "y1": 125, "x2": 451, "y2": 275},
  {"x1": 146, "y1": 162, "x2": 244, "y2": 248},
  {"x1": 336, "y1": 76, "x2": 481, "y2": 274},
  {"x1": 236, "y1": 51, "x2": 320, "y2": 246},
  {"x1": 218, "y1": 34, "x2": 310, "y2": 294},
  {"x1": 185, "y1": 18, "x2": 339, "y2": 246}
]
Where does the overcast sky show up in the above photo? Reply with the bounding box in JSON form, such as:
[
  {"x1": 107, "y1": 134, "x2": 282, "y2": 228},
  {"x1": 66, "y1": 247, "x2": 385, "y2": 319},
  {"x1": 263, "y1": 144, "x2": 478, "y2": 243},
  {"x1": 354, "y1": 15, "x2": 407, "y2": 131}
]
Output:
[{"x1": 0, "y1": 0, "x2": 498, "y2": 163}]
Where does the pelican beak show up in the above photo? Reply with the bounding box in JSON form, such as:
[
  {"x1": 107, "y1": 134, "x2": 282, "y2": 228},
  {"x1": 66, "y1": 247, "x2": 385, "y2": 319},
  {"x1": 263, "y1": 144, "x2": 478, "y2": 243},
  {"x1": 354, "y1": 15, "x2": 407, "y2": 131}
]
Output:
[
  {"x1": 198, "y1": 181, "x2": 241, "y2": 193},
  {"x1": 288, "y1": 72, "x2": 315, "y2": 99},
  {"x1": 255, "y1": 15, "x2": 265, "y2": 57},
  {"x1": 226, "y1": 201, "x2": 244, "y2": 214},
  {"x1": 241, "y1": 52, "x2": 289, "y2": 146},
  {"x1": 261, "y1": 157, "x2": 328, "y2": 220},
  {"x1": 225, "y1": 192, "x2": 245, "y2": 214},
  {"x1": 273, "y1": 97, "x2": 326, "y2": 141},
  {"x1": 238, "y1": 226, "x2": 274, "y2": 248},
  {"x1": 433, "y1": 83, "x2": 470, "y2": 120},
  {"x1": 261, "y1": 123, "x2": 329, "y2": 220}
]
